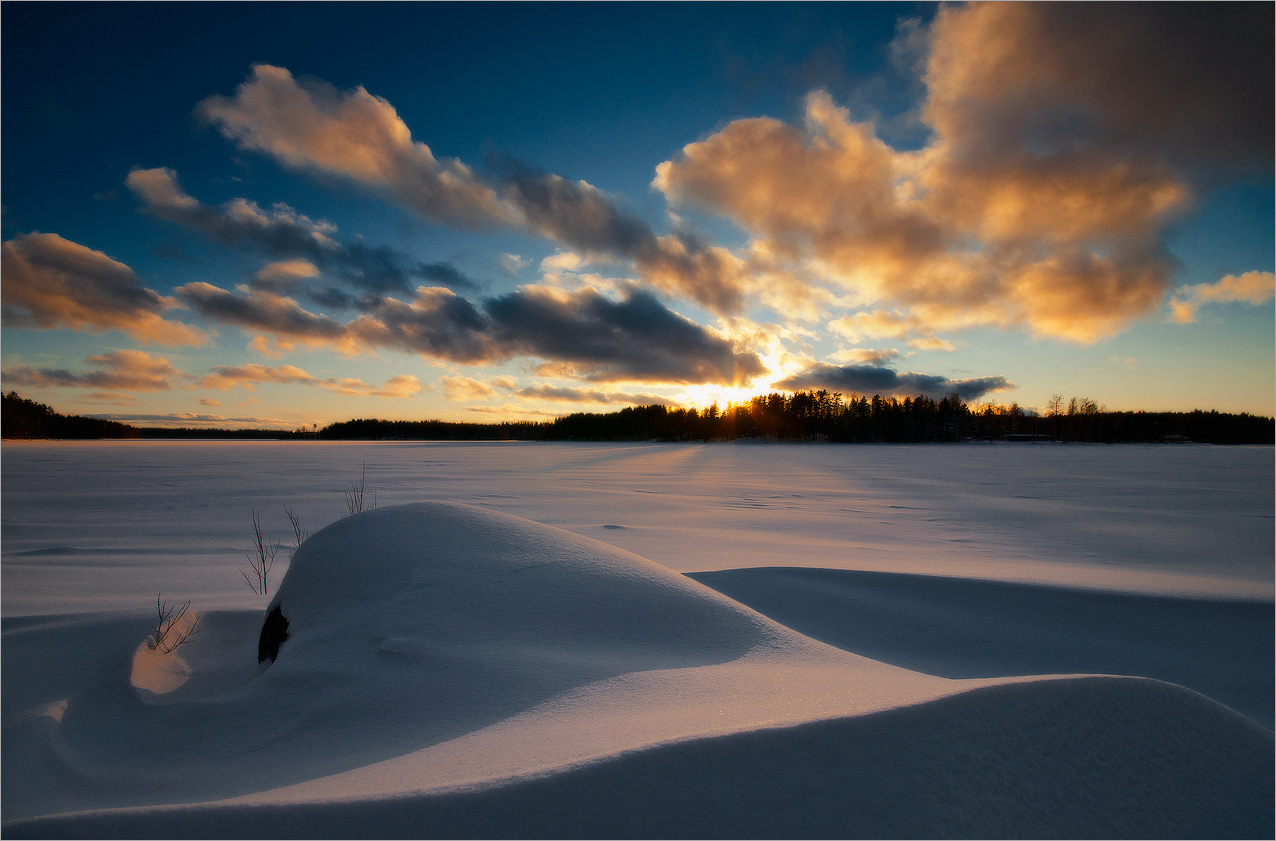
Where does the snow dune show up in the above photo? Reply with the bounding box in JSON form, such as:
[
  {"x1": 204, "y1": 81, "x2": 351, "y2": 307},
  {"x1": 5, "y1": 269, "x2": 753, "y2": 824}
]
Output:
[{"x1": 3, "y1": 502, "x2": 1271, "y2": 837}]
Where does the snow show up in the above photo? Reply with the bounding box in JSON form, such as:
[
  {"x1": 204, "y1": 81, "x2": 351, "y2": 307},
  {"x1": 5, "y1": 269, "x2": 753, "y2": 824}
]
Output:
[{"x1": 2, "y1": 442, "x2": 1272, "y2": 836}]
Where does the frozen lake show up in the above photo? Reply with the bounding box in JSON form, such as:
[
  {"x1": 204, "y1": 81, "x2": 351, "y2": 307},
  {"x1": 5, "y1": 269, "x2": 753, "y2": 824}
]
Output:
[
  {"x1": 3, "y1": 441, "x2": 1272, "y2": 835},
  {"x1": 3, "y1": 441, "x2": 1272, "y2": 616}
]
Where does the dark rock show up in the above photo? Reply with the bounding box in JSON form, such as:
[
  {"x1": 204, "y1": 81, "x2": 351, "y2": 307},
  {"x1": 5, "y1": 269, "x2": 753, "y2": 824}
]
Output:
[{"x1": 258, "y1": 604, "x2": 289, "y2": 663}]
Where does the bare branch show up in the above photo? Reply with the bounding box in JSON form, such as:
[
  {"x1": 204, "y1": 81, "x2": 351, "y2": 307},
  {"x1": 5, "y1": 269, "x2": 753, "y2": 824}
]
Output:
[
  {"x1": 285, "y1": 505, "x2": 306, "y2": 554},
  {"x1": 345, "y1": 463, "x2": 370, "y2": 515},
  {"x1": 241, "y1": 507, "x2": 278, "y2": 595},
  {"x1": 149, "y1": 594, "x2": 199, "y2": 653}
]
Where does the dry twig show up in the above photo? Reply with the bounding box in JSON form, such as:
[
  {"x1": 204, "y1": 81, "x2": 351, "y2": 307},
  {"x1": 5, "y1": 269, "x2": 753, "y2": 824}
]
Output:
[
  {"x1": 242, "y1": 507, "x2": 278, "y2": 595},
  {"x1": 150, "y1": 593, "x2": 199, "y2": 653}
]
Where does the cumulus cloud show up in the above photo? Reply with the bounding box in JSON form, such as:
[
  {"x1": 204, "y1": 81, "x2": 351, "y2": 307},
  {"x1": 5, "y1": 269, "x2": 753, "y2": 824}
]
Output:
[
  {"x1": 2, "y1": 350, "x2": 187, "y2": 392},
  {"x1": 1, "y1": 233, "x2": 206, "y2": 345},
  {"x1": 198, "y1": 363, "x2": 421, "y2": 398},
  {"x1": 655, "y1": 3, "x2": 1273, "y2": 342},
  {"x1": 198, "y1": 65, "x2": 514, "y2": 229},
  {"x1": 775, "y1": 362, "x2": 1011, "y2": 401},
  {"x1": 1168, "y1": 271, "x2": 1276, "y2": 324},
  {"x1": 200, "y1": 67, "x2": 752, "y2": 314},
  {"x1": 128, "y1": 168, "x2": 479, "y2": 300},
  {"x1": 199, "y1": 397, "x2": 221, "y2": 407}
]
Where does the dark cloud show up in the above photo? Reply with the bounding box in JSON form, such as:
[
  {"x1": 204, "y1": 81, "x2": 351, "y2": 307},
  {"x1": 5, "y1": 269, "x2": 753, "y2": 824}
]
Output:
[
  {"x1": 127, "y1": 168, "x2": 479, "y2": 300},
  {"x1": 775, "y1": 362, "x2": 1011, "y2": 401},
  {"x1": 487, "y1": 286, "x2": 764, "y2": 384},
  {"x1": 171, "y1": 275, "x2": 763, "y2": 386},
  {"x1": 176, "y1": 282, "x2": 349, "y2": 345},
  {"x1": 348, "y1": 288, "x2": 496, "y2": 362},
  {"x1": 494, "y1": 159, "x2": 748, "y2": 314}
]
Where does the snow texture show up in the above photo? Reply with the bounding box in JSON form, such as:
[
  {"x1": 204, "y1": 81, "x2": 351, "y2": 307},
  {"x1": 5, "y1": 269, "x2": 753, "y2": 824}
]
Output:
[{"x1": 2, "y1": 443, "x2": 1273, "y2": 837}]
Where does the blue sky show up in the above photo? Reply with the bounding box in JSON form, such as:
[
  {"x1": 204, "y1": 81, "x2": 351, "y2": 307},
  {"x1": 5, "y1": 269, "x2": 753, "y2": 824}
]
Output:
[{"x1": 3, "y1": 2, "x2": 1272, "y2": 428}]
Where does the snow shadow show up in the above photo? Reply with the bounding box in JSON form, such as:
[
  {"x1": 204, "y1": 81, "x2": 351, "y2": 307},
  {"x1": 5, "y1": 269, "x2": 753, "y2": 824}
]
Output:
[{"x1": 688, "y1": 567, "x2": 1275, "y2": 727}]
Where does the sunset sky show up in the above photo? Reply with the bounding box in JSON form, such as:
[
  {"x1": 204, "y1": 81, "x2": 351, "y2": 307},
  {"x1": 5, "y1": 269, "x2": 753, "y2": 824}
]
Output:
[{"x1": 3, "y1": 2, "x2": 1273, "y2": 429}]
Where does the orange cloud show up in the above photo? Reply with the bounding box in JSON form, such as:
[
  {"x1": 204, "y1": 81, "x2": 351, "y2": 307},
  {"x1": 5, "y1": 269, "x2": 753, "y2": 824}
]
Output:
[
  {"x1": 1, "y1": 233, "x2": 206, "y2": 346},
  {"x1": 198, "y1": 363, "x2": 422, "y2": 398},
  {"x1": 655, "y1": 4, "x2": 1272, "y2": 343},
  {"x1": 1168, "y1": 271, "x2": 1276, "y2": 324},
  {"x1": 2, "y1": 349, "x2": 187, "y2": 392},
  {"x1": 199, "y1": 65, "x2": 514, "y2": 229}
]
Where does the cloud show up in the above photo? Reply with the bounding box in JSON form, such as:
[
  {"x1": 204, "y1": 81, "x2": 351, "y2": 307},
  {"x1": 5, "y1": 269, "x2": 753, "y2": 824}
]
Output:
[
  {"x1": 654, "y1": 3, "x2": 1273, "y2": 343},
  {"x1": 75, "y1": 392, "x2": 137, "y2": 406},
  {"x1": 92, "y1": 411, "x2": 295, "y2": 429},
  {"x1": 252, "y1": 259, "x2": 320, "y2": 292},
  {"x1": 199, "y1": 397, "x2": 221, "y2": 407},
  {"x1": 177, "y1": 282, "x2": 352, "y2": 348},
  {"x1": 2, "y1": 350, "x2": 187, "y2": 391},
  {"x1": 514, "y1": 384, "x2": 677, "y2": 406},
  {"x1": 200, "y1": 67, "x2": 751, "y2": 314},
  {"x1": 346, "y1": 287, "x2": 496, "y2": 362},
  {"x1": 1, "y1": 233, "x2": 206, "y2": 345},
  {"x1": 438, "y1": 375, "x2": 496, "y2": 401},
  {"x1": 774, "y1": 362, "x2": 1012, "y2": 401},
  {"x1": 908, "y1": 337, "x2": 955, "y2": 352},
  {"x1": 829, "y1": 310, "x2": 928, "y2": 342},
  {"x1": 128, "y1": 168, "x2": 480, "y2": 300},
  {"x1": 177, "y1": 276, "x2": 764, "y2": 386},
  {"x1": 485, "y1": 285, "x2": 765, "y2": 384},
  {"x1": 198, "y1": 363, "x2": 422, "y2": 398},
  {"x1": 828, "y1": 347, "x2": 902, "y2": 366},
  {"x1": 1168, "y1": 271, "x2": 1275, "y2": 323},
  {"x1": 198, "y1": 65, "x2": 514, "y2": 229}
]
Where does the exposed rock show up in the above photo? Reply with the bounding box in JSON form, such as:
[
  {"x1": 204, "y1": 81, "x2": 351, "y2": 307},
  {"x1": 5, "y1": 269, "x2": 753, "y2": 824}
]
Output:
[{"x1": 258, "y1": 604, "x2": 289, "y2": 663}]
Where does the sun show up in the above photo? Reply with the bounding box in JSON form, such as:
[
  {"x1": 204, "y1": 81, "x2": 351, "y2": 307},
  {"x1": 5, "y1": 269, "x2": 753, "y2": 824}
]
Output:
[{"x1": 675, "y1": 384, "x2": 770, "y2": 410}]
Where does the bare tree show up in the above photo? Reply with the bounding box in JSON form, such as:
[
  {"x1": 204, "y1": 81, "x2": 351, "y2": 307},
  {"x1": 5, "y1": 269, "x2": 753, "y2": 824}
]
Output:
[
  {"x1": 242, "y1": 508, "x2": 278, "y2": 596},
  {"x1": 149, "y1": 594, "x2": 199, "y2": 654},
  {"x1": 344, "y1": 463, "x2": 377, "y2": 515},
  {"x1": 285, "y1": 505, "x2": 306, "y2": 555}
]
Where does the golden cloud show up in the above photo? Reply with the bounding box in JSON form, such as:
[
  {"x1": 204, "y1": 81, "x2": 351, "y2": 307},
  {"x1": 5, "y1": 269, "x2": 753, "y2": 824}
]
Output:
[{"x1": 1, "y1": 233, "x2": 206, "y2": 346}]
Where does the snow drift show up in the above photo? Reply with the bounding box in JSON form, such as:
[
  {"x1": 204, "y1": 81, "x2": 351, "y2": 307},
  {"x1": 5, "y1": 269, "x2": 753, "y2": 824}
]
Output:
[{"x1": 4, "y1": 502, "x2": 1272, "y2": 837}]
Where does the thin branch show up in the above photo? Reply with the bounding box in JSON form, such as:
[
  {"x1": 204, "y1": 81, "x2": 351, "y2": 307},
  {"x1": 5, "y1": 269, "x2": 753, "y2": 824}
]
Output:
[
  {"x1": 241, "y1": 507, "x2": 278, "y2": 595},
  {"x1": 150, "y1": 594, "x2": 199, "y2": 653}
]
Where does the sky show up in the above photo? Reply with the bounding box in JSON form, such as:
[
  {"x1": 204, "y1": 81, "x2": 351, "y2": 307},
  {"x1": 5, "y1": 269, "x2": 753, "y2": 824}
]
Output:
[{"x1": 2, "y1": 2, "x2": 1273, "y2": 429}]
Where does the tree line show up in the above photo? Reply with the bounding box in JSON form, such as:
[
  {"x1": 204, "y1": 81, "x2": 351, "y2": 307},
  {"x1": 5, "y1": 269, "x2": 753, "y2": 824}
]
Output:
[{"x1": 4, "y1": 389, "x2": 1272, "y2": 444}]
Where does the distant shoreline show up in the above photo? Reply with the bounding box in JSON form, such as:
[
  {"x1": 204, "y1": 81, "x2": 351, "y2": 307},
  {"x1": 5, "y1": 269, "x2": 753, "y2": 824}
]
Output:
[{"x1": 5, "y1": 390, "x2": 1273, "y2": 445}]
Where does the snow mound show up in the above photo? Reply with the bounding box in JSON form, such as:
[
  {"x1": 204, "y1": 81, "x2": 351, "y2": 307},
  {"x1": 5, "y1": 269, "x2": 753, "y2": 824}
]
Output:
[
  {"x1": 5, "y1": 502, "x2": 1271, "y2": 837},
  {"x1": 4, "y1": 503, "x2": 824, "y2": 818}
]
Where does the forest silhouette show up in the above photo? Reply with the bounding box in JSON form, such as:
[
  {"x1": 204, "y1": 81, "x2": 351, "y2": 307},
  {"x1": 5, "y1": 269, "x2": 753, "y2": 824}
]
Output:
[{"x1": 10, "y1": 391, "x2": 1266, "y2": 444}]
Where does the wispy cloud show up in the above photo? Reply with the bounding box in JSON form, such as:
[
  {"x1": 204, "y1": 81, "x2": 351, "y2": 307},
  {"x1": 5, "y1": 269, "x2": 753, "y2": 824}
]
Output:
[{"x1": 198, "y1": 363, "x2": 422, "y2": 398}]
